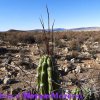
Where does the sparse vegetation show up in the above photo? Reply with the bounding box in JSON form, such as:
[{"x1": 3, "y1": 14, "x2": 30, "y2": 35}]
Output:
[{"x1": 0, "y1": 30, "x2": 100, "y2": 99}]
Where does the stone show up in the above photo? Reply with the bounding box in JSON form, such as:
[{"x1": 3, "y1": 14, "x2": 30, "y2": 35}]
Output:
[
  {"x1": 82, "y1": 44, "x2": 88, "y2": 51},
  {"x1": 3, "y1": 76, "x2": 11, "y2": 85},
  {"x1": 96, "y1": 57, "x2": 100, "y2": 64},
  {"x1": 15, "y1": 54, "x2": 20, "y2": 58},
  {"x1": 0, "y1": 67, "x2": 7, "y2": 72},
  {"x1": 2, "y1": 57, "x2": 12, "y2": 65},
  {"x1": 74, "y1": 65, "x2": 81, "y2": 73},
  {"x1": 64, "y1": 47, "x2": 69, "y2": 54},
  {"x1": 70, "y1": 58, "x2": 75, "y2": 63}
]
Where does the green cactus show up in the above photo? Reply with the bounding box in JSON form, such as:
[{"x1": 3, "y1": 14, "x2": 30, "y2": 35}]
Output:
[
  {"x1": 82, "y1": 87, "x2": 95, "y2": 100},
  {"x1": 71, "y1": 87, "x2": 81, "y2": 100},
  {"x1": 37, "y1": 56, "x2": 44, "y2": 91},
  {"x1": 71, "y1": 87, "x2": 95, "y2": 100},
  {"x1": 37, "y1": 55, "x2": 60, "y2": 100}
]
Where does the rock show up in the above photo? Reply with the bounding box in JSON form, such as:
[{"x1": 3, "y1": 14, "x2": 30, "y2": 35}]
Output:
[
  {"x1": 82, "y1": 52, "x2": 91, "y2": 57},
  {"x1": 60, "y1": 56, "x2": 66, "y2": 61},
  {"x1": 86, "y1": 64, "x2": 91, "y2": 68},
  {"x1": 15, "y1": 66, "x2": 20, "y2": 71},
  {"x1": 64, "y1": 60, "x2": 68, "y2": 63},
  {"x1": 15, "y1": 54, "x2": 20, "y2": 58},
  {"x1": 63, "y1": 63, "x2": 76, "y2": 74},
  {"x1": 64, "y1": 47, "x2": 69, "y2": 54},
  {"x1": 0, "y1": 67, "x2": 7, "y2": 72},
  {"x1": 70, "y1": 58, "x2": 75, "y2": 63},
  {"x1": 64, "y1": 67, "x2": 68, "y2": 72},
  {"x1": 63, "y1": 64, "x2": 68, "y2": 73},
  {"x1": 11, "y1": 62, "x2": 16, "y2": 67},
  {"x1": 2, "y1": 57, "x2": 12, "y2": 66},
  {"x1": 65, "y1": 89, "x2": 71, "y2": 94},
  {"x1": 81, "y1": 44, "x2": 88, "y2": 51},
  {"x1": 3, "y1": 75, "x2": 18, "y2": 85},
  {"x1": 3, "y1": 76, "x2": 11, "y2": 85},
  {"x1": 74, "y1": 65, "x2": 81, "y2": 73},
  {"x1": 96, "y1": 57, "x2": 100, "y2": 64},
  {"x1": 60, "y1": 39, "x2": 66, "y2": 43},
  {"x1": 81, "y1": 64, "x2": 85, "y2": 68}
]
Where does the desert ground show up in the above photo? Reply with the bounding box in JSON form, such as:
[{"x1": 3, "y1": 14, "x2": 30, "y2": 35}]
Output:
[{"x1": 0, "y1": 30, "x2": 100, "y2": 99}]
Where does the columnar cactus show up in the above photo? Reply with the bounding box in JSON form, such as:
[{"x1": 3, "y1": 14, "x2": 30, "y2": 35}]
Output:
[
  {"x1": 37, "y1": 6, "x2": 60, "y2": 100},
  {"x1": 37, "y1": 55, "x2": 60, "y2": 99}
]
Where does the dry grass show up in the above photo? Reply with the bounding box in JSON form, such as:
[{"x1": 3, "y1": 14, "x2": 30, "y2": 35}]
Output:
[{"x1": 0, "y1": 31, "x2": 100, "y2": 47}]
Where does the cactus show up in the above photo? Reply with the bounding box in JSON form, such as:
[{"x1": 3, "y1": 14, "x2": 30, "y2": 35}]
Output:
[
  {"x1": 37, "y1": 55, "x2": 60, "y2": 99},
  {"x1": 71, "y1": 87, "x2": 96, "y2": 100},
  {"x1": 82, "y1": 87, "x2": 95, "y2": 100},
  {"x1": 71, "y1": 87, "x2": 82, "y2": 100},
  {"x1": 37, "y1": 6, "x2": 60, "y2": 100}
]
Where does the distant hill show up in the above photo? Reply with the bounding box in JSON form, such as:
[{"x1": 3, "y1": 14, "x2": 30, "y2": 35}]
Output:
[
  {"x1": 7, "y1": 29, "x2": 26, "y2": 32},
  {"x1": 49, "y1": 27, "x2": 100, "y2": 31},
  {"x1": 53, "y1": 28, "x2": 66, "y2": 32},
  {"x1": 68, "y1": 27, "x2": 100, "y2": 31},
  {"x1": 1, "y1": 27, "x2": 100, "y2": 32}
]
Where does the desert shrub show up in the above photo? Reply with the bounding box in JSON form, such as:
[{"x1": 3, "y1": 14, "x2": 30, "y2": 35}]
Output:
[
  {"x1": 66, "y1": 51, "x2": 79, "y2": 60},
  {"x1": 6, "y1": 33, "x2": 18, "y2": 45},
  {"x1": 71, "y1": 51, "x2": 79, "y2": 58},
  {"x1": 69, "y1": 39, "x2": 81, "y2": 51},
  {"x1": 5, "y1": 32, "x2": 35, "y2": 45},
  {"x1": 55, "y1": 40, "x2": 66, "y2": 48},
  {"x1": 17, "y1": 32, "x2": 35, "y2": 44},
  {"x1": 1, "y1": 30, "x2": 100, "y2": 46},
  {"x1": 9, "y1": 39, "x2": 18, "y2": 45}
]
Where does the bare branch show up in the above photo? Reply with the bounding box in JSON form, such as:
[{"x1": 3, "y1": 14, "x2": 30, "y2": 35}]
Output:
[
  {"x1": 46, "y1": 5, "x2": 50, "y2": 33},
  {"x1": 39, "y1": 16, "x2": 45, "y2": 34},
  {"x1": 51, "y1": 19, "x2": 55, "y2": 55}
]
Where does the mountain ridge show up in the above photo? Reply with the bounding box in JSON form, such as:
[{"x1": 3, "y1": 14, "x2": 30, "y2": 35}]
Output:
[{"x1": 1, "y1": 27, "x2": 100, "y2": 32}]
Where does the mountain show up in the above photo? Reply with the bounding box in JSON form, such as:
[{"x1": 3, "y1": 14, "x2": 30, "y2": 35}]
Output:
[
  {"x1": 48, "y1": 27, "x2": 100, "y2": 31},
  {"x1": 68, "y1": 27, "x2": 100, "y2": 31},
  {"x1": 27, "y1": 27, "x2": 100, "y2": 32},
  {"x1": 7, "y1": 29, "x2": 26, "y2": 32},
  {"x1": 1, "y1": 27, "x2": 100, "y2": 32},
  {"x1": 53, "y1": 28, "x2": 66, "y2": 31},
  {"x1": 24, "y1": 28, "x2": 67, "y2": 32}
]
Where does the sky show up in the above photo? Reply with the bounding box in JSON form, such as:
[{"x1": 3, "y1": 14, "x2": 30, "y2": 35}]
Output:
[{"x1": 0, "y1": 0, "x2": 100, "y2": 31}]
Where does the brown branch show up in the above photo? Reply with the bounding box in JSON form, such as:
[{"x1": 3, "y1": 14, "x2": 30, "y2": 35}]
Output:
[
  {"x1": 46, "y1": 5, "x2": 50, "y2": 33},
  {"x1": 51, "y1": 19, "x2": 55, "y2": 55}
]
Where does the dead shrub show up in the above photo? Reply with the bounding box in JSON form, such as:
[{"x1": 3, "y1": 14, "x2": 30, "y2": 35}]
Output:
[
  {"x1": 17, "y1": 32, "x2": 35, "y2": 44},
  {"x1": 71, "y1": 51, "x2": 79, "y2": 58},
  {"x1": 69, "y1": 39, "x2": 81, "y2": 51},
  {"x1": 55, "y1": 40, "x2": 66, "y2": 48},
  {"x1": 5, "y1": 32, "x2": 35, "y2": 45}
]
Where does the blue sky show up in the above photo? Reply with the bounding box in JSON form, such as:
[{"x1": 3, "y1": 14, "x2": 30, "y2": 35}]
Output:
[{"x1": 0, "y1": 0, "x2": 100, "y2": 31}]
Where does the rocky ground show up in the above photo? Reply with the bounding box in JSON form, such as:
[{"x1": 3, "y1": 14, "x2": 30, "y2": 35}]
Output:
[{"x1": 0, "y1": 34, "x2": 100, "y2": 99}]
